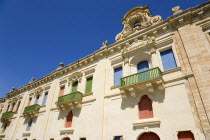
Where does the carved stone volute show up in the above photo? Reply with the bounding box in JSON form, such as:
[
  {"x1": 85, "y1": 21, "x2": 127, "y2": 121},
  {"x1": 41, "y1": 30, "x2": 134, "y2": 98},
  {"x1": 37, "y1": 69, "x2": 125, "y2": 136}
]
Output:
[{"x1": 115, "y1": 6, "x2": 162, "y2": 41}]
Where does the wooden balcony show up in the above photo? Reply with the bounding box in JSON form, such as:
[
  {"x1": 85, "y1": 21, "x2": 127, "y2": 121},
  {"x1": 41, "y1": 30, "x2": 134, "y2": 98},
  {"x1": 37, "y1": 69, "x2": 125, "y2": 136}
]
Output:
[
  {"x1": 120, "y1": 67, "x2": 164, "y2": 98},
  {"x1": 23, "y1": 104, "x2": 40, "y2": 118},
  {"x1": 57, "y1": 91, "x2": 83, "y2": 110},
  {"x1": 1, "y1": 111, "x2": 15, "y2": 122}
]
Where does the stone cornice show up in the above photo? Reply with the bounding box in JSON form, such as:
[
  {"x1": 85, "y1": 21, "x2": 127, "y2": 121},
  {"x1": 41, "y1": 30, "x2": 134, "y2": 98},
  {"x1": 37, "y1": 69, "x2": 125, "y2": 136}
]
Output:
[{"x1": 5, "y1": 1, "x2": 210, "y2": 99}]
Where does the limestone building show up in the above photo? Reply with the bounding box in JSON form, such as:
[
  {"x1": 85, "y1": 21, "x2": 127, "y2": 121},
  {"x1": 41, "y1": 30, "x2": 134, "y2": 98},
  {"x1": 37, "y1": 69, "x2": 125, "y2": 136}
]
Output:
[{"x1": 0, "y1": 1, "x2": 210, "y2": 140}]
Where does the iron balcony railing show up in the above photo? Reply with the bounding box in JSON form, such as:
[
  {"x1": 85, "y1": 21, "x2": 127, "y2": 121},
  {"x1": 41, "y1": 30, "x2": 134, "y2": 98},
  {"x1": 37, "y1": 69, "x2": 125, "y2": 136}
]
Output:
[
  {"x1": 1, "y1": 111, "x2": 14, "y2": 119},
  {"x1": 23, "y1": 104, "x2": 40, "y2": 114},
  {"x1": 57, "y1": 91, "x2": 83, "y2": 105},
  {"x1": 120, "y1": 67, "x2": 162, "y2": 87}
]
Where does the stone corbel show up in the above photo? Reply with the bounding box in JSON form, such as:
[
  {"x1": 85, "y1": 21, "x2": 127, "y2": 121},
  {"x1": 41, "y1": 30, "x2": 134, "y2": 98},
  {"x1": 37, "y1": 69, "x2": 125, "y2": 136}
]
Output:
[
  {"x1": 129, "y1": 87, "x2": 138, "y2": 97},
  {"x1": 120, "y1": 90, "x2": 129, "y2": 99},
  {"x1": 178, "y1": 18, "x2": 184, "y2": 25},
  {"x1": 156, "y1": 79, "x2": 165, "y2": 91},
  {"x1": 146, "y1": 82, "x2": 154, "y2": 93}
]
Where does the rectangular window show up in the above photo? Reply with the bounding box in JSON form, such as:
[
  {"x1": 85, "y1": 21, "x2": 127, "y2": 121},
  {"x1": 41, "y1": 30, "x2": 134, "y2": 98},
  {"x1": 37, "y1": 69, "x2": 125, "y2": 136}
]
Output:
[
  {"x1": 80, "y1": 138, "x2": 86, "y2": 140},
  {"x1": 114, "y1": 67, "x2": 122, "y2": 85},
  {"x1": 160, "y1": 49, "x2": 177, "y2": 71},
  {"x1": 28, "y1": 97, "x2": 32, "y2": 106},
  {"x1": 6, "y1": 105, "x2": 10, "y2": 112},
  {"x1": 85, "y1": 77, "x2": 93, "y2": 94},
  {"x1": 59, "y1": 86, "x2": 65, "y2": 97},
  {"x1": 16, "y1": 101, "x2": 21, "y2": 112},
  {"x1": 35, "y1": 95, "x2": 40, "y2": 104},
  {"x1": 27, "y1": 119, "x2": 33, "y2": 131},
  {"x1": 114, "y1": 136, "x2": 123, "y2": 140},
  {"x1": 42, "y1": 92, "x2": 48, "y2": 105}
]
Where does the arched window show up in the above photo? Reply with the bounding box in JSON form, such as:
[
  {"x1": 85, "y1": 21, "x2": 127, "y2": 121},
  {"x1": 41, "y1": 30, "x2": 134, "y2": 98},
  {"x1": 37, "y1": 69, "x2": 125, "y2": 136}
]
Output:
[
  {"x1": 133, "y1": 21, "x2": 141, "y2": 28},
  {"x1": 178, "y1": 131, "x2": 195, "y2": 140},
  {"x1": 138, "y1": 95, "x2": 153, "y2": 119},
  {"x1": 137, "y1": 61, "x2": 149, "y2": 72},
  {"x1": 63, "y1": 138, "x2": 70, "y2": 140},
  {"x1": 72, "y1": 81, "x2": 78, "y2": 93},
  {"x1": 65, "y1": 111, "x2": 73, "y2": 128}
]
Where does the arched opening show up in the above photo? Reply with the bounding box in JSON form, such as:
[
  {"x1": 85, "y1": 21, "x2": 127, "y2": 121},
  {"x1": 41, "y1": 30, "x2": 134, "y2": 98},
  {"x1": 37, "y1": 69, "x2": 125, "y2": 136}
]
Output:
[
  {"x1": 65, "y1": 111, "x2": 73, "y2": 128},
  {"x1": 133, "y1": 21, "x2": 141, "y2": 28},
  {"x1": 62, "y1": 137, "x2": 70, "y2": 140},
  {"x1": 138, "y1": 132, "x2": 160, "y2": 140},
  {"x1": 72, "y1": 81, "x2": 78, "y2": 93},
  {"x1": 139, "y1": 95, "x2": 153, "y2": 119},
  {"x1": 178, "y1": 131, "x2": 195, "y2": 140},
  {"x1": 137, "y1": 61, "x2": 149, "y2": 72}
]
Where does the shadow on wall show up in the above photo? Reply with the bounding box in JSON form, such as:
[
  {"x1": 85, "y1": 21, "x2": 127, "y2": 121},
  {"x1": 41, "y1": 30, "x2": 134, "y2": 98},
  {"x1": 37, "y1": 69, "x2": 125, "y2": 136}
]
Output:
[
  {"x1": 121, "y1": 89, "x2": 165, "y2": 110},
  {"x1": 57, "y1": 109, "x2": 81, "y2": 120}
]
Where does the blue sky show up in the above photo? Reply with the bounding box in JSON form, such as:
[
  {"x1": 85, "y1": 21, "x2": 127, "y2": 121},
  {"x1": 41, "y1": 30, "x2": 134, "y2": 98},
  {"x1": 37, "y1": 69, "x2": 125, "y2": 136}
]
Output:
[{"x1": 0, "y1": 0, "x2": 207, "y2": 97}]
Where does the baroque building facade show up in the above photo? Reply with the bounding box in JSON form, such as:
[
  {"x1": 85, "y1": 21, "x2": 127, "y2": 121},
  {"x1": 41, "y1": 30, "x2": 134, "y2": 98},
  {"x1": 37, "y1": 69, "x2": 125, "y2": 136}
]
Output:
[{"x1": 0, "y1": 1, "x2": 210, "y2": 140}]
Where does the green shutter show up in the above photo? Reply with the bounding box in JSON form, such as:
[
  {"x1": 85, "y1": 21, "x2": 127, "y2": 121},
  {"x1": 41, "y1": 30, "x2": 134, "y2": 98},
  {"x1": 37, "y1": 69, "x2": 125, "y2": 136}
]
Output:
[
  {"x1": 85, "y1": 77, "x2": 93, "y2": 94},
  {"x1": 72, "y1": 81, "x2": 78, "y2": 93}
]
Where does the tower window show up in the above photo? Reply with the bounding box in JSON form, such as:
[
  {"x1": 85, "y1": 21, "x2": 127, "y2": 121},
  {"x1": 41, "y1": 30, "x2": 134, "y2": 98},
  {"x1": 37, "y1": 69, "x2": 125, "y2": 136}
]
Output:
[{"x1": 133, "y1": 21, "x2": 141, "y2": 28}]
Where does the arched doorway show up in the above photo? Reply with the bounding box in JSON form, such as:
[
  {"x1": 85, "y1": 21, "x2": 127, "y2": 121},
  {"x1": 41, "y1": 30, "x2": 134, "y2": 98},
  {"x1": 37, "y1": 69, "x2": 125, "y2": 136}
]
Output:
[
  {"x1": 63, "y1": 138, "x2": 70, "y2": 140},
  {"x1": 178, "y1": 131, "x2": 195, "y2": 140},
  {"x1": 138, "y1": 132, "x2": 160, "y2": 140},
  {"x1": 137, "y1": 61, "x2": 149, "y2": 72}
]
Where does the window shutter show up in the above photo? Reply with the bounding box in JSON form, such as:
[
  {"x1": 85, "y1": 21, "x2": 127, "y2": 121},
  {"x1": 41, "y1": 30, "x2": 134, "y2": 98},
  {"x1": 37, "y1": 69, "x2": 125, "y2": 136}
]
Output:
[
  {"x1": 85, "y1": 77, "x2": 93, "y2": 93},
  {"x1": 42, "y1": 92, "x2": 48, "y2": 105},
  {"x1": 28, "y1": 98, "x2": 32, "y2": 106},
  {"x1": 139, "y1": 95, "x2": 153, "y2": 119},
  {"x1": 137, "y1": 61, "x2": 149, "y2": 72},
  {"x1": 114, "y1": 67, "x2": 122, "y2": 85},
  {"x1": 59, "y1": 87, "x2": 65, "y2": 97},
  {"x1": 72, "y1": 81, "x2": 78, "y2": 93},
  {"x1": 66, "y1": 111, "x2": 73, "y2": 128},
  {"x1": 161, "y1": 49, "x2": 177, "y2": 71}
]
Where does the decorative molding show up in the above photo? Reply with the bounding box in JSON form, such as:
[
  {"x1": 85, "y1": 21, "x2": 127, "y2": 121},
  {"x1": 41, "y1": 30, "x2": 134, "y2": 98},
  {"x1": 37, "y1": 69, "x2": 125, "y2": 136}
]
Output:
[
  {"x1": 115, "y1": 6, "x2": 162, "y2": 41},
  {"x1": 22, "y1": 131, "x2": 31, "y2": 137},
  {"x1": 68, "y1": 71, "x2": 83, "y2": 84},
  {"x1": 121, "y1": 36, "x2": 155, "y2": 56},
  {"x1": 133, "y1": 118, "x2": 160, "y2": 128},
  {"x1": 60, "y1": 128, "x2": 74, "y2": 135}
]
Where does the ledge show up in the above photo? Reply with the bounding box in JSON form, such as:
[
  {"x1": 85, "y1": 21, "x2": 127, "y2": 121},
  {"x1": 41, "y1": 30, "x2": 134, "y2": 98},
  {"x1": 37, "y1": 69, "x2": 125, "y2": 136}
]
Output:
[
  {"x1": 83, "y1": 92, "x2": 93, "y2": 97},
  {"x1": 162, "y1": 67, "x2": 181, "y2": 75},
  {"x1": 111, "y1": 85, "x2": 120, "y2": 90},
  {"x1": 60, "y1": 128, "x2": 74, "y2": 134},
  {"x1": 133, "y1": 118, "x2": 160, "y2": 127},
  {"x1": 22, "y1": 131, "x2": 31, "y2": 136},
  {"x1": 0, "y1": 133, "x2": 5, "y2": 138}
]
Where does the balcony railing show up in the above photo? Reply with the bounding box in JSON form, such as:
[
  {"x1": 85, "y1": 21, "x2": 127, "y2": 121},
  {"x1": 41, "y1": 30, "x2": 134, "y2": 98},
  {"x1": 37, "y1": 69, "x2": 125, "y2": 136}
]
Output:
[
  {"x1": 1, "y1": 111, "x2": 14, "y2": 120},
  {"x1": 120, "y1": 67, "x2": 162, "y2": 87},
  {"x1": 57, "y1": 91, "x2": 83, "y2": 110},
  {"x1": 23, "y1": 104, "x2": 40, "y2": 114}
]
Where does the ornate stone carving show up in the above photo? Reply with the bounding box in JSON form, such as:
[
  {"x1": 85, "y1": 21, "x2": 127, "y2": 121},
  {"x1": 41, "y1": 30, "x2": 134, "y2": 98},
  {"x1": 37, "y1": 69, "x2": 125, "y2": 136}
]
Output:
[
  {"x1": 172, "y1": 6, "x2": 182, "y2": 15},
  {"x1": 115, "y1": 6, "x2": 162, "y2": 41},
  {"x1": 68, "y1": 71, "x2": 83, "y2": 84},
  {"x1": 121, "y1": 36, "x2": 156, "y2": 56}
]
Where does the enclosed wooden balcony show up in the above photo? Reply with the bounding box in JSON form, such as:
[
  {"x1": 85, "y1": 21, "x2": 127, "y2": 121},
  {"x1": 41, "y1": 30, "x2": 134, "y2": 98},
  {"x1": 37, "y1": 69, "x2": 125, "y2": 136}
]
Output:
[
  {"x1": 23, "y1": 104, "x2": 40, "y2": 118},
  {"x1": 120, "y1": 67, "x2": 164, "y2": 98},
  {"x1": 1, "y1": 111, "x2": 15, "y2": 122},
  {"x1": 57, "y1": 91, "x2": 83, "y2": 110}
]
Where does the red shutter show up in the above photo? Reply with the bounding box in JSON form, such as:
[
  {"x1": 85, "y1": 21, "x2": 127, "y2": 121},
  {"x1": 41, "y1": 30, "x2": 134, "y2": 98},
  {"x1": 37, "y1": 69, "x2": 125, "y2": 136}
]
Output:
[
  {"x1": 66, "y1": 111, "x2": 73, "y2": 128},
  {"x1": 139, "y1": 95, "x2": 153, "y2": 119},
  {"x1": 178, "y1": 131, "x2": 195, "y2": 140},
  {"x1": 139, "y1": 132, "x2": 160, "y2": 140},
  {"x1": 27, "y1": 98, "x2": 32, "y2": 106},
  {"x1": 59, "y1": 87, "x2": 65, "y2": 97}
]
